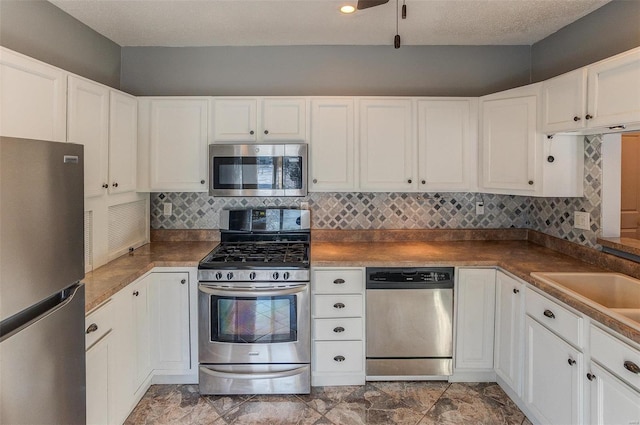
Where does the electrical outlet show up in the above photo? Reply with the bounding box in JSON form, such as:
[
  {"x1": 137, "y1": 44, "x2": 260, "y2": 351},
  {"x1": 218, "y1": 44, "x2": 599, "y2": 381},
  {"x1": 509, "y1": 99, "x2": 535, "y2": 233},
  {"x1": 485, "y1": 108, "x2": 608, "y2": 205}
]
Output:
[
  {"x1": 574, "y1": 211, "x2": 590, "y2": 230},
  {"x1": 300, "y1": 202, "x2": 309, "y2": 210},
  {"x1": 476, "y1": 201, "x2": 485, "y2": 215},
  {"x1": 163, "y1": 202, "x2": 172, "y2": 217}
]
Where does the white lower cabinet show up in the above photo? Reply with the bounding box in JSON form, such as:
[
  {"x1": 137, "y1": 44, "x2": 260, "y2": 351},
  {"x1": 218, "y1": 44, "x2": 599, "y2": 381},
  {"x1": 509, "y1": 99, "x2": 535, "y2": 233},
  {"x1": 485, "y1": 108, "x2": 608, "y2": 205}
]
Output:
[
  {"x1": 86, "y1": 332, "x2": 112, "y2": 425},
  {"x1": 588, "y1": 362, "x2": 640, "y2": 425},
  {"x1": 312, "y1": 267, "x2": 365, "y2": 386},
  {"x1": 494, "y1": 271, "x2": 524, "y2": 396}
]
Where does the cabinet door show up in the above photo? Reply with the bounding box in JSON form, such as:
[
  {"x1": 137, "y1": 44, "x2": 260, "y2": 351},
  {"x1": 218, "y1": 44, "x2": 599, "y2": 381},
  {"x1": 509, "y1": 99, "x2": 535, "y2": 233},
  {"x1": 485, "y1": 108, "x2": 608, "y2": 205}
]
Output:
[
  {"x1": 587, "y1": 48, "x2": 640, "y2": 128},
  {"x1": 417, "y1": 99, "x2": 474, "y2": 191},
  {"x1": 68, "y1": 76, "x2": 110, "y2": 198},
  {"x1": 149, "y1": 272, "x2": 191, "y2": 371},
  {"x1": 149, "y1": 99, "x2": 208, "y2": 191},
  {"x1": 589, "y1": 362, "x2": 640, "y2": 425},
  {"x1": 524, "y1": 316, "x2": 583, "y2": 425},
  {"x1": 455, "y1": 268, "x2": 496, "y2": 370},
  {"x1": 359, "y1": 99, "x2": 415, "y2": 191},
  {"x1": 108, "y1": 91, "x2": 137, "y2": 194},
  {"x1": 542, "y1": 68, "x2": 587, "y2": 133},
  {"x1": 86, "y1": 333, "x2": 111, "y2": 425},
  {"x1": 212, "y1": 98, "x2": 257, "y2": 142},
  {"x1": 309, "y1": 98, "x2": 355, "y2": 191},
  {"x1": 494, "y1": 272, "x2": 524, "y2": 396},
  {"x1": 0, "y1": 47, "x2": 67, "y2": 141},
  {"x1": 131, "y1": 276, "x2": 152, "y2": 392},
  {"x1": 481, "y1": 94, "x2": 538, "y2": 193},
  {"x1": 261, "y1": 98, "x2": 306, "y2": 141}
]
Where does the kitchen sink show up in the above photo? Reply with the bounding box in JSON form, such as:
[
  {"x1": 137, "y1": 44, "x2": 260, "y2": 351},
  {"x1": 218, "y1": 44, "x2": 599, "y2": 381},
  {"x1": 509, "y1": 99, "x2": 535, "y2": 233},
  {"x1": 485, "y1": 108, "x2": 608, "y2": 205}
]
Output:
[{"x1": 530, "y1": 272, "x2": 640, "y2": 325}]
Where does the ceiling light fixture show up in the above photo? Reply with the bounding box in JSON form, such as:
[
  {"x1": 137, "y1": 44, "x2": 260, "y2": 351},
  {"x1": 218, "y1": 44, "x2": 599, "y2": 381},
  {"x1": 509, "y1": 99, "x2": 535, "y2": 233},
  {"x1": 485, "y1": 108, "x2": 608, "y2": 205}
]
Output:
[{"x1": 340, "y1": 5, "x2": 356, "y2": 14}]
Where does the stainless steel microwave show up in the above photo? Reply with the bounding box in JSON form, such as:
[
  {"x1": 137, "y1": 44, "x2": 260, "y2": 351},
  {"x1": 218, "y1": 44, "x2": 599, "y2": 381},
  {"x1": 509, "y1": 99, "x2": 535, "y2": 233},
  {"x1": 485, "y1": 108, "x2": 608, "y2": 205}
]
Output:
[{"x1": 209, "y1": 144, "x2": 307, "y2": 197}]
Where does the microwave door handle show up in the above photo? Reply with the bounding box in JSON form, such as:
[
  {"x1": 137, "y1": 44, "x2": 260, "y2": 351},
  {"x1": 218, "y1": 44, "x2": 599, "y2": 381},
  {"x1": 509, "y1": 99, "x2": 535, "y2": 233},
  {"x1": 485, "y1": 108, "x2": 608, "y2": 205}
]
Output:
[{"x1": 198, "y1": 284, "x2": 307, "y2": 298}]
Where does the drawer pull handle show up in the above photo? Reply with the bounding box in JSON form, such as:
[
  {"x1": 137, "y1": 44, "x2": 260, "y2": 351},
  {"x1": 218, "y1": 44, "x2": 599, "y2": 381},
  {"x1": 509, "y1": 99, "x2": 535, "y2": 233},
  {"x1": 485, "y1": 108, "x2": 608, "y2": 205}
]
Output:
[
  {"x1": 543, "y1": 309, "x2": 555, "y2": 319},
  {"x1": 333, "y1": 278, "x2": 345, "y2": 284},
  {"x1": 333, "y1": 327, "x2": 345, "y2": 333},
  {"x1": 334, "y1": 355, "x2": 346, "y2": 362},
  {"x1": 333, "y1": 303, "x2": 345, "y2": 309},
  {"x1": 586, "y1": 373, "x2": 596, "y2": 381},
  {"x1": 86, "y1": 323, "x2": 98, "y2": 334},
  {"x1": 567, "y1": 358, "x2": 576, "y2": 366},
  {"x1": 624, "y1": 361, "x2": 640, "y2": 375}
]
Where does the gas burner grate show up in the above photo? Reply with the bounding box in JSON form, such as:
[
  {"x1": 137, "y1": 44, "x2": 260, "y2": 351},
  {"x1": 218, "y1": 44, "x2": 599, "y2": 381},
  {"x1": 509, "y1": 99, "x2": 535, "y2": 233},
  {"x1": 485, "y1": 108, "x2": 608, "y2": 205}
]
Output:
[{"x1": 203, "y1": 242, "x2": 309, "y2": 265}]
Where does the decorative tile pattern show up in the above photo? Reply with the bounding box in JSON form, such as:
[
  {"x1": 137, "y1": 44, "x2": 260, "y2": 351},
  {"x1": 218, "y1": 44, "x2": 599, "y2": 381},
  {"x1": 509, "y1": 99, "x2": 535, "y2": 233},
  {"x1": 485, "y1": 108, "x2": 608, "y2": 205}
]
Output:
[
  {"x1": 150, "y1": 136, "x2": 604, "y2": 248},
  {"x1": 125, "y1": 382, "x2": 532, "y2": 425}
]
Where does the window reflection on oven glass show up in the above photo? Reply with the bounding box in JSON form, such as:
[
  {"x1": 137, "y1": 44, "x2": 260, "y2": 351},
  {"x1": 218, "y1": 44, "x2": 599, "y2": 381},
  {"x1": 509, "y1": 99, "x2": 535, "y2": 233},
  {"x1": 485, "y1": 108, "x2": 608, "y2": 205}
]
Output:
[{"x1": 211, "y1": 295, "x2": 297, "y2": 343}]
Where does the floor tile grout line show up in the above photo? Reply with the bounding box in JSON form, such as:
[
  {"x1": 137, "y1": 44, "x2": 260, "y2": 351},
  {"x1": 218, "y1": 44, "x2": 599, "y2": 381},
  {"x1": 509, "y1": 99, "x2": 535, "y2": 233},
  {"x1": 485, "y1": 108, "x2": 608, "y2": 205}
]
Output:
[{"x1": 419, "y1": 381, "x2": 453, "y2": 423}]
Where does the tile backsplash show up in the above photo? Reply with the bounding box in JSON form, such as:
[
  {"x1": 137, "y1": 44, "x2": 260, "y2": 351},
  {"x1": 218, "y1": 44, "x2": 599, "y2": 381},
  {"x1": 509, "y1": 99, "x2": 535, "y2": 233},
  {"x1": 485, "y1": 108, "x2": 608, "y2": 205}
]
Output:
[{"x1": 151, "y1": 136, "x2": 602, "y2": 247}]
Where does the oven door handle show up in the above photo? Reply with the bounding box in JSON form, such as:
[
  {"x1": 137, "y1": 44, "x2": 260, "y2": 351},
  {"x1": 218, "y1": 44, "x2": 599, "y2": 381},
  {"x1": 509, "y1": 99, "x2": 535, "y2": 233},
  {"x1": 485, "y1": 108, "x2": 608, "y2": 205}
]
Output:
[
  {"x1": 199, "y1": 365, "x2": 308, "y2": 380},
  {"x1": 198, "y1": 284, "x2": 307, "y2": 297}
]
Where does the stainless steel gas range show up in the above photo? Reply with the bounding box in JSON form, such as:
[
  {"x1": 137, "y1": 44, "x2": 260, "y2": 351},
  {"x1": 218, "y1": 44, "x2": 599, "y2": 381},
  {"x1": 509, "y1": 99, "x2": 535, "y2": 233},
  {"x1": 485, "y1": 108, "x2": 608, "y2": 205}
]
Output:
[{"x1": 198, "y1": 208, "x2": 311, "y2": 395}]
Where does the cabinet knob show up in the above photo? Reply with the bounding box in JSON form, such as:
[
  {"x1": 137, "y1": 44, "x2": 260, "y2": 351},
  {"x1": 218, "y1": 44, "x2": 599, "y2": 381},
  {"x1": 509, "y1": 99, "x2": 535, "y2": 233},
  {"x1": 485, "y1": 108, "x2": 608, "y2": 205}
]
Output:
[
  {"x1": 528, "y1": 180, "x2": 534, "y2": 185},
  {"x1": 513, "y1": 288, "x2": 520, "y2": 294},
  {"x1": 133, "y1": 290, "x2": 139, "y2": 297},
  {"x1": 586, "y1": 373, "x2": 596, "y2": 381},
  {"x1": 624, "y1": 361, "x2": 640, "y2": 375},
  {"x1": 264, "y1": 130, "x2": 269, "y2": 135},
  {"x1": 112, "y1": 182, "x2": 118, "y2": 188},
  {"x1": 333, "y1": 278, "x2": 345, "y2": 285},
  {"x1": 86, "y1": 323, "x2": 98, "y2": 334},
  {"x1": 567, "y1": 358, "x2": 576, "y2": 366},
  {"x1": 333, "y1": 302, "x2": 345, "y2": 309},
  {"x1": 543, "y1": 309, "x2": 555, "y2": 319},
  {"x1": 250, "y1": 130, "x2": 255, "y2": 135},
  {"x1": 181, "y1": 279, "x2": 186, "y2": 284},
  {"x1": 333, "y1": 355, "x2": 346, "y2": 362},
  {"x1": 407, "y1": 179, "x2": 412, "y2": 184},
  {"x1": 573, "y1": 116, "x2": 581, "y2": 122},
  {"x1": 313, "y1": 178, "x2": 318, "y2": 184},
  {"x1": 102, "y1": 183, "x2": 109, "y2": 189},
  {"x1": 200, "y1": 180, "x2": 205, "y2": 184},
  {"x1": 585, "y1": 114, "x2": 593, "y2": 120},
  {"x1": 421, "y1": 180, "x2": 426, "y2": 184},
  {"x1": 333, "y1": 326, "x2": 345, "y2": 333}
]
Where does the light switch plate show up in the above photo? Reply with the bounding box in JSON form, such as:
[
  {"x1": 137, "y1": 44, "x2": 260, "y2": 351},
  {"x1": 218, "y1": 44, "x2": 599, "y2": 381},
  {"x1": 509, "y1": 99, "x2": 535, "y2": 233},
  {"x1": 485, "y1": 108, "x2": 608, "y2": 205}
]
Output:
[
  {"x1": 574, "y1": 211, "x2": 590, "y2": 230},
  {"x1": 163, "y1": 202, "x2": 172, "y2": 217}
]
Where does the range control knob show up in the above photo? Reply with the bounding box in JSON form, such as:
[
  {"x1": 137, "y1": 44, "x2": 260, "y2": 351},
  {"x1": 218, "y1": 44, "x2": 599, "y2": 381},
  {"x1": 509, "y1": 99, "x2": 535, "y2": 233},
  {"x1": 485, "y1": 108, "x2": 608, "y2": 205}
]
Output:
[
  {"x1": 272, "y1": 271, "x2": 280, "y2": 280},
  {"x1": 249, "y1": 272, "x2": 257, "y2": 281},
  {"x1": 215, "y1": 272, "x2": 223, "y2": 280},
  {"x1": 283, "y1": 272, "x2": 290, "y2": 280},
  {"x1": 226, "y1": 272, "x2": 234, "y2": 280}
]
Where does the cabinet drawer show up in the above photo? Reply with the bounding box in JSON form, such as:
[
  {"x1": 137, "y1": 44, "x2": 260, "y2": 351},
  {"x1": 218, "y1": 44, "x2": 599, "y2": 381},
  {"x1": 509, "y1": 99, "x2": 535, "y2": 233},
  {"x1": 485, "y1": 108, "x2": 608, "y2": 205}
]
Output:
[
  {"x1": 314, "y1": 341, "x2": 364, "y2": 373},
  {"x1": 314, "y1": 318, "x2": 363, "y2": 340},
  {"x1": 313, "y1": 295, "x2": 363, "y2": 318},
  {"x1": 591, "y1": 325, "x2": 640, "y2": 392},
  {"x1": 313, "y1": 269, "x2": 364, "y2": 294},
  {"x1": 525, "y1": 287, "x2": 583, "y2": 348},
  {"x1": 85, "y1": 300, "x2": 114, "y2": 349}
]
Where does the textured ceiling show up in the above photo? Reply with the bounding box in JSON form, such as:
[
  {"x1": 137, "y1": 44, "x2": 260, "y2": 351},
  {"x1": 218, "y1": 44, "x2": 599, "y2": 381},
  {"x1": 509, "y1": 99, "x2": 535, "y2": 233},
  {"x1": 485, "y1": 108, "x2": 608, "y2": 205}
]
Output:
[{"x1": 48, "y1": 0, "x2": 611, "y2": 47}]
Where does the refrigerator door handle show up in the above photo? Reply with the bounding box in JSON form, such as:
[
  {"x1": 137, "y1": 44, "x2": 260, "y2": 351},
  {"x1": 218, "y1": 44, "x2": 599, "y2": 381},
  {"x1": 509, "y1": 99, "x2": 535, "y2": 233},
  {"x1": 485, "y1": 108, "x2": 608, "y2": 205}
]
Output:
[{"x1": 0, "y1": 283, "x2": 83, "y2": 343}]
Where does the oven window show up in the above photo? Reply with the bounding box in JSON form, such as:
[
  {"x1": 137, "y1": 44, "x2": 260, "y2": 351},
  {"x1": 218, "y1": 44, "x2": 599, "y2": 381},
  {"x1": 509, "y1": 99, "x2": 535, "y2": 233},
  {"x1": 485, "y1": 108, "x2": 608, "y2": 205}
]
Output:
[
  {"x1": 210, "y1": 295, "x2": 297, "y2": 343},
  {"x1": 213, "y1": 157, "x2": 279, "y2": 189}
]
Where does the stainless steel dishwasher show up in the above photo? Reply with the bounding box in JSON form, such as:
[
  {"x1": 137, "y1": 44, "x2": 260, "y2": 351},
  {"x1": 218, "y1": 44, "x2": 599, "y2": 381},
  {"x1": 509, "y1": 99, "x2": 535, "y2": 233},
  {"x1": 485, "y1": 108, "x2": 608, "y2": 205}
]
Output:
[{"x1": 366, "y1": 267, "x2": 454, "y2": 378}]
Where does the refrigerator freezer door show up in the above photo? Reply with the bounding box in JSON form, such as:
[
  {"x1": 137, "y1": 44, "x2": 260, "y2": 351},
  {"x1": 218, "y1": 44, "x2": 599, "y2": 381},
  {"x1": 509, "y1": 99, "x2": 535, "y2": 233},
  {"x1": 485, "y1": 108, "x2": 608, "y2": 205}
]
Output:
[
  {"x1": 0, "y1": 137, "x2": 84, "y2": 321},
  {"x1": 0, "y1": 283, "x2": 86, "y2": 425}
]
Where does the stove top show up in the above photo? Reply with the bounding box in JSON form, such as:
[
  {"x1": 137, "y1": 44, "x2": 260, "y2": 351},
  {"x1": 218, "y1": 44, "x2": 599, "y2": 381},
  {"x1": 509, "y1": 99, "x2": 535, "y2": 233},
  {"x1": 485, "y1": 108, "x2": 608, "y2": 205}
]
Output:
[{"x1": 199, "y1": 241, "x2": 310, "y2": 269}]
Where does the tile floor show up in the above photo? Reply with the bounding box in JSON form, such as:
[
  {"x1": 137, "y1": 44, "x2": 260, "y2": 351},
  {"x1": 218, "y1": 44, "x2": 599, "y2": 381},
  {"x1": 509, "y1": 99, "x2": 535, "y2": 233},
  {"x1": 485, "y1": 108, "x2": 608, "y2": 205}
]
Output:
[{"x1": 125, "y1": 382, "x2": 533, "y2": 425}]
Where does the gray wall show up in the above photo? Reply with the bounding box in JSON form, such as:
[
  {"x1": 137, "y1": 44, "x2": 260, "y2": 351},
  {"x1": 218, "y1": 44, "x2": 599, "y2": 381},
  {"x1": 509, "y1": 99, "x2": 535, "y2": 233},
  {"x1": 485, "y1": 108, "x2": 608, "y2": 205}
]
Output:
[
  {"x1": 0, "y1": 0, "x2": 121, "y2": 88},
  {"x1": 120, "y1": 45, "x2": 531, "y2": 97},
  {"x1": 531, "y1": 0, "x2": 640, "y2": 82}
]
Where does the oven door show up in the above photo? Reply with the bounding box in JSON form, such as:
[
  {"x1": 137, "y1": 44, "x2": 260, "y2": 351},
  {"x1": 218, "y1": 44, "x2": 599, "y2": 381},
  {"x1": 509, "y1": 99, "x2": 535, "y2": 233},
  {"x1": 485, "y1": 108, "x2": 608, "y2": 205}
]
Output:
[{"x1": 198, "y1": 284, "x2": 310, "y2": 364}]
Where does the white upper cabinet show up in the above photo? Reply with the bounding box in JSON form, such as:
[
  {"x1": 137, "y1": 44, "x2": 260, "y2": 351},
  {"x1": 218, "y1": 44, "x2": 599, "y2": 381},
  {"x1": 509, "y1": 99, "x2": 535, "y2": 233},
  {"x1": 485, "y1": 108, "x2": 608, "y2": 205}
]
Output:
[
  {"x1": 417, "y1": 99, "x2": 477, "y2": 192},
  {"x1": 359, "y1": 99, "x2": 415, "y2": 191},
  {"x1": 309, "y1": 98, "x2": 356, "y2": 191},
  {"x1": 542, "y1": 68, "x2": 587, "y2": 133},
  {"x1": 108, "y1": 91, "x2": 137, "y2": 194},
  {"x1": 587, "y1": 48, "x2": 640, "y2": 129},
  {"x1": 139, "y1": 97, "x2": 209, "y2": 192},
  {"x1": 212, "y1": 97, "x2": 306, "y2": 142},
  {"x1": 68, "y1": 75, "x2": 110, "y2": 198},
  {"x1": 480, "y1": 84, "x2": 540, "y2": 194},
  {"x1": 0, "y1": 47, "x2": 67, "y2": 142}
]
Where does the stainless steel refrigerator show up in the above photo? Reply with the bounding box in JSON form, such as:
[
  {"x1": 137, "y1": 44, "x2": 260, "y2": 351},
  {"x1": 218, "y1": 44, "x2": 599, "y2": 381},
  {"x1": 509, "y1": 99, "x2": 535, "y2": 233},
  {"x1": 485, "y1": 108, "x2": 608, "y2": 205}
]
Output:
[{"x1": 0, "y1": 136, "x2": 86, "y2": 424}]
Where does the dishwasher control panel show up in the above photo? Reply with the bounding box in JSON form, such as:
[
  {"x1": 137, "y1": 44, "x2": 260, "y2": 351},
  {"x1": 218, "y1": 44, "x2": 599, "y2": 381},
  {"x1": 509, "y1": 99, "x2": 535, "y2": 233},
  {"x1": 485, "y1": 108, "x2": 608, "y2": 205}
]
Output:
[{"x1": 366, "y1": 267, "x2": 454, "y2": 289}]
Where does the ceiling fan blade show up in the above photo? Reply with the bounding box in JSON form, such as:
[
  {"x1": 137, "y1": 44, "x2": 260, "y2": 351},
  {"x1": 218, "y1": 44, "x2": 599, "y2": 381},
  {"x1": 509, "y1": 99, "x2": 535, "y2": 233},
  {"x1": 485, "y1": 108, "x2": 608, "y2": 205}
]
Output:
[{"x1": 357, "y1": 0, "x2": 390, "y2": 10}]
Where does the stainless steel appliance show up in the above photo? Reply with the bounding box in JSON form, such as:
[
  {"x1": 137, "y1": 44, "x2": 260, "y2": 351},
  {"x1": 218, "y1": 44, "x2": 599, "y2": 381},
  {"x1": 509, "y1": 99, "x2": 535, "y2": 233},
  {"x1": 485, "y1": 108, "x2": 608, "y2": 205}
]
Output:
[
  {"x1": 366, "y1": 267, "x2": 454, "y2": 378},
  {"x1": 209, "y1": 143, "x2": 307, "y2": 197},
  {"x1": 198, "y1": 208, "x2": 311, "y2": 394},
  {"x1": 0, "y1": 137, "x2": 86, "y2": 424}
]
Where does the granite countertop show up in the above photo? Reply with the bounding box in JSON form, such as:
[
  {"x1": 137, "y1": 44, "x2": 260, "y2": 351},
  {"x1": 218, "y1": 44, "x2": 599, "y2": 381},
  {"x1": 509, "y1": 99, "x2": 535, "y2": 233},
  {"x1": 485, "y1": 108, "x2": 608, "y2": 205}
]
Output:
[{"x1": 83, "y1": 233, "x2": 640, "y2": 344}]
